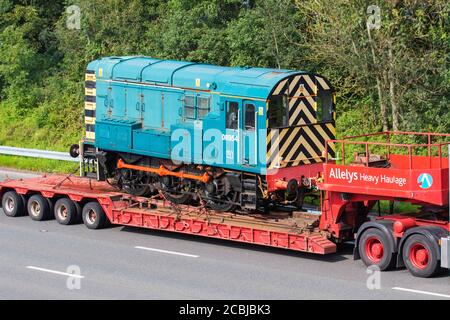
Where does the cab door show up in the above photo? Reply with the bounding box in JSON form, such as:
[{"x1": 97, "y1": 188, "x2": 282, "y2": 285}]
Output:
[
  {"x1": 126, "y1": 83, "x2": 142, "y2": 122},
  {"x1": 223, "y1": 98, "x2": 241, "y2": 166},
  {"x1": 241, "y1": 100, "x2": 258, "y2": 166}
]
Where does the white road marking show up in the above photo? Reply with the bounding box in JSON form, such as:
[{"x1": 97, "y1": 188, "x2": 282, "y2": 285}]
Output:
[
  {"x1": 392, "y1": 287, "x2": 450, "y2": 298},
  {"x1": 134, "y1": 246, "x2": 199, "y2": 258},
  {"x1": 26, "y1": 266, "x2": 84, "y2": 279}
]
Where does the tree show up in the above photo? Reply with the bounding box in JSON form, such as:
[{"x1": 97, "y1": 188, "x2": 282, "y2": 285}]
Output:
[
  {"x1": 146, "y1": 0, "x2": 242, "y2": 64},
  {"x1": 0, "y1": 5, "x2": 44, "y2": 110},
  {"x1": 294, "y1": 0, "x2": 450, "y2": 134},
  {"x1": 227, "y1": 0, "x2": 304, "y2": 69}
]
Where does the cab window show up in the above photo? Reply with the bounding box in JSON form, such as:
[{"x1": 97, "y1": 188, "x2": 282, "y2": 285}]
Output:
[
  {"x1": 268, "y1": 95, "x2": 288, "y2": 128},
  {"x1": 244, "y1": 103, "x2": 256, "y2": 131},
  {"x1": 317, "y1": 91, "x2": 333, "y2": 122},
  {"x1": 226, "y1": 102, "x2": 238, "y2": 129}
]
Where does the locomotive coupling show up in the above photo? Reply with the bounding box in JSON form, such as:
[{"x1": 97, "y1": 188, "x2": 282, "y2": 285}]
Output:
[{"x1": 274, "y1": 179, "x2": 298, "y2": 194}]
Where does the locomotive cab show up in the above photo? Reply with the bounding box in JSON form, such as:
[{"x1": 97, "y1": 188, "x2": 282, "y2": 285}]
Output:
[{"x1": 265, "y1": 73, "x2": 336, "y2": 197}]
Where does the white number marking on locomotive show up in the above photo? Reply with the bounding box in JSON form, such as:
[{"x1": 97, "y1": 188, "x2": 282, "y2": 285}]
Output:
[{"x1": 222, "y1": 134, "x2": 239, "y2": 142}]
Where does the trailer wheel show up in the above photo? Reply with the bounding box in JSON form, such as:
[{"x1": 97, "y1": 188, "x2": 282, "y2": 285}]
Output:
[
  {"x1": 2, "y1": 191, "x2": 26, "y2": 217},
  {"x1": 82, "y1": 202, "x2": 108, "y2": 229},
  {"x1": 358, "y1": 228, "x2": 395, "y2": 271},
  {"x1": 402, "y1": 234, "x2": 441, "y2": 278},
  {"x1": 54, "y1": 198, "x2": 79, "y2": 225},
  {"x1": 27, "y1": 194, "x2": 52, "y2": 221}
]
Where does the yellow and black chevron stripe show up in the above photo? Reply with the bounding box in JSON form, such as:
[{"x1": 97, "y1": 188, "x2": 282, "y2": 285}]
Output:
[
  {"x1": 267, "y1": 73, "x2": 335, "y2": 169},
  {"x1": 266, "y1": 123, "x2": 336, "y2": 169},
  {"x1": 85, "y1": 70, "x2": 96, "y2": 140},
  {"x1": 271, "y1": 73, "x2": 333, "y2": 126}
]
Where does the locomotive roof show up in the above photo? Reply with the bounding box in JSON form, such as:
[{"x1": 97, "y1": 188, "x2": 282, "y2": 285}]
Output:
[{"x1": 87, "y1": 56, "x2": 320, "y2": 99}]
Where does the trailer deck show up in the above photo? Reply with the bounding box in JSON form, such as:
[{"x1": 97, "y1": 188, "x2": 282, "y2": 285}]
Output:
[{"x1": 0, "y1": 174, "x2": 336, "y2": 254}]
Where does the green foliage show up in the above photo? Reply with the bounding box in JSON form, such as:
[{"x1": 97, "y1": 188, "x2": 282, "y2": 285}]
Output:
[
  {"x1": 0, "y1": 155, "x2": 78, "y2": 173},
  {"x1": 0, "y1": 0, "x2": 447, "y2": 173},
  {"x1": 294, "y1": 0, "x2": 450, "y2": 133},
  {"x1": 226, "y1": 0, "x2": 307, "y2": 69}
]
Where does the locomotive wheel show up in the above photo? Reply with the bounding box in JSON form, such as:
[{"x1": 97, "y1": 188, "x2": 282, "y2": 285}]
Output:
[
  {"x1": 162, "y1": 191, "x2": 192, "y2": 204},
  {"x1": 123, "y1": 183, "x2": 150, "y2": 197},
  {"x1": 204, "y1": 176, "x2": 239, "y2": 212},
  {"x1": 161, "y1": 176, "x2": 192, "y2": 204},
  {"x1": 208, "y1": 192, "x2": 239, "y2": 212},
  {"x1": 119, "y1": 168, "x2": 150, "y2": 197}
]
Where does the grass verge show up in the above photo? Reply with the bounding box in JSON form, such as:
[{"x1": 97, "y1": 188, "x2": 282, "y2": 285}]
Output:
[{"x1": 0, "y1": 155, "x2": 78, "y2": 174}]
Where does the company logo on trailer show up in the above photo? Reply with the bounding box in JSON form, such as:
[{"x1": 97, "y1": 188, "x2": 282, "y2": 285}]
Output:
[{"x1": 417, "y1": 173, "x2": 433, "y2": 189}]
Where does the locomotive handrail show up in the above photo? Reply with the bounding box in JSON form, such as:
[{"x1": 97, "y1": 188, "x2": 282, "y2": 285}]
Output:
[{"x1": 327, "y1": 139, "x2": 450, "y2": 149}]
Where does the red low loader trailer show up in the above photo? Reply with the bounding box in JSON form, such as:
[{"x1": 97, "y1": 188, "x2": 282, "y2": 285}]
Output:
[
  {"x1": 0, "y1": 132, "x2": 448, "y2": 278},
  {"x1": 318, "y1": 132, "x2": 450, "y2": 277}
]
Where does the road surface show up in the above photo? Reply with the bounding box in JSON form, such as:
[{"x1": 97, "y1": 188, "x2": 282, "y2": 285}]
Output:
[{"x1": 0, "y1": 169, "x2": 448, "y2": 299}]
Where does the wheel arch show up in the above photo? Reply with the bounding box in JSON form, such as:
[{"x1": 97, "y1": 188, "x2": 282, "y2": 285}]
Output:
[{"x1": 0, "y1": 187, "x2": 15, "y2": 206}]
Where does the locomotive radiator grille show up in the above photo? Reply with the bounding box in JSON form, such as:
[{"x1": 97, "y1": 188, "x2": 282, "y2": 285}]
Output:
[{"x1": 85, "y1": 70, "x2": 96, "y2": 140}]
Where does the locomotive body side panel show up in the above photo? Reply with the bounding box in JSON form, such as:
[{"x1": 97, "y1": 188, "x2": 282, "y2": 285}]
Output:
[{"x1": 88, "y1": 56, "x2": 304, "y2": 174}]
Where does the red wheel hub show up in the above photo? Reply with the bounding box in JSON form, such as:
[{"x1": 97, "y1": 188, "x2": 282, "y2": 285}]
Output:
[
  {"x1": 409, "y1": 243, "x2": 429, "y2": 269},
  {"x1": 88, "y1": 210, "x2": 97, "y2": 223},
  {"x1": 365, "y1": 236, "x2": 384, "y2": 263}
]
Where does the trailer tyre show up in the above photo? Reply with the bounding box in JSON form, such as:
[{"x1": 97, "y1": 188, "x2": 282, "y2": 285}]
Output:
[
  {"x1": 2, "y1": 191, "x2": 26, "y2": 217},
  {"x1": 358, "y1": 228, "x2": 395, "y2": 271},
  {"x1": 402, "y1": 234, "x2": 441, "y2": 278},
  {"x1": 82, "y1": 202, "x2": 108, "y2": 229},
  {"x1": 46, "y1": 198, "x2": 54, "y2": 217},
  {"x1": 54, "y1": 198, "x2": 79, "y2": 225},
  {"x1": 27, "y1": 194, "x2": 52, "y2": 221},
  {"x1": 74, "y1": 201, "x2": 82, "y2": 223}
]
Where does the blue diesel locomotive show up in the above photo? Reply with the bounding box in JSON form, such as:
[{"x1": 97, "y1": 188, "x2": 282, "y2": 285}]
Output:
[{"x1": 74, "y1": 56, "x2": 336, "y2": 212}]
